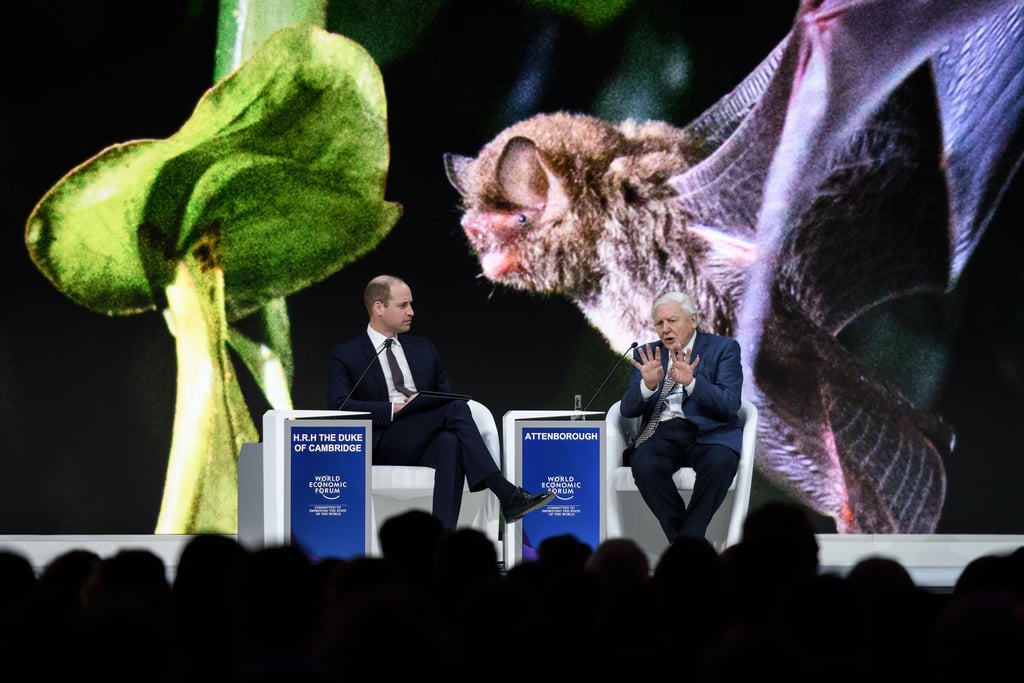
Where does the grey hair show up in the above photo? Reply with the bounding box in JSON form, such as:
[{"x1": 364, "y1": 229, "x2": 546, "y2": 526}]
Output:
[{"x1": 651, "y1": 291, "x2": 700, "y2": 322}]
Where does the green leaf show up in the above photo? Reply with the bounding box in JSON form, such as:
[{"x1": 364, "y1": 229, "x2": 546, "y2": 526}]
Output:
[
  {"x1": 25, "y1": 23, "x2": 401, "y2": 319},
  {"x1": 228, "y1": 299, "x2": 296, "y2": 410},
  {"x1": 528, "y1": 0, "x2": 633, "y2": 28}
]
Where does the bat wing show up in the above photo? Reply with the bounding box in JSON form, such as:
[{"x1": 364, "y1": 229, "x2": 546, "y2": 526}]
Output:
[
  {"x1": 932, "y1": 14, "x2": 1024, "y2": 283},
  {"x1": 670, "y1": 35, "x2": 791, "y2": 245},
  {"x1": 670, "y1": 0, "x2": 1024, "y2": 530}
]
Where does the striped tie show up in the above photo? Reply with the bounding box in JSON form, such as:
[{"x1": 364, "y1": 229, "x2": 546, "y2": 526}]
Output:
[{"x1": 634, "y1": 377, "x2": 676, "y2": 448}]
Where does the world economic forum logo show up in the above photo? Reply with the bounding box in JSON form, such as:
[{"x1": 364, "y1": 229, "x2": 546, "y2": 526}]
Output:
[
  {"x1": 309, "y1": 474, "x2": 348, "y2": 500},
  {"x1": 541, "y1": 474, "x2": 583, "y2": 501}
]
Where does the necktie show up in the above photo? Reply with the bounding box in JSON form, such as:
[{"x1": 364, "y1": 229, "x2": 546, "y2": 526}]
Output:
[
  {"x1": 384, "y1": 339, "x2": 414, "y2": 396},
  {"x1": 634, "y1": 376, "x2": 676, "y2": 448}
]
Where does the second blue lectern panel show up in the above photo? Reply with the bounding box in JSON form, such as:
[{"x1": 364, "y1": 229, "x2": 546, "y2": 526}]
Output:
[{"x1": 518, "y1": 422, "x2": 604, "y2": 561}]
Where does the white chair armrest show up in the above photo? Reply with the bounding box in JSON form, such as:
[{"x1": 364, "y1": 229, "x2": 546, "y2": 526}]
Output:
[{"x1": 468, "y1": 399, "x2": 501, "y2": 468}]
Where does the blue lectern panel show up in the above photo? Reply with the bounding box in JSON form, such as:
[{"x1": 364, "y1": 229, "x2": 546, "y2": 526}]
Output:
[
  {"x1": 517, "y1": 421, "x2": 604, "y2": 561},
  {"x1": 286, "y1": 421, "x2": 371, "y2": 561}
]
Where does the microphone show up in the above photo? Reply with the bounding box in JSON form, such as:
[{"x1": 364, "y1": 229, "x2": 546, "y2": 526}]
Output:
[
  {"x1": 338, "y1": 341, "x2": 389, "y2": 411},
  {"x1": 582, "y1": 341, "x2": 639, "y2": 412}
]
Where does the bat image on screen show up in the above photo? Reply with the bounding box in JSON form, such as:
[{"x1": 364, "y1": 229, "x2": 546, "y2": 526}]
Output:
[{"x1": 444, "y1": 0, "x2": 1024, "y2": 533}]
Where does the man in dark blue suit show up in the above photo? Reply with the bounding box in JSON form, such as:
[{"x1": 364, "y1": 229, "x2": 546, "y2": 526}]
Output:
[
  {"x1": 619, "y1": 291, "x2": 743, "y2": 543},
  {"x1": 327, "y1": 274, "x2": 553, "y2": 531}
]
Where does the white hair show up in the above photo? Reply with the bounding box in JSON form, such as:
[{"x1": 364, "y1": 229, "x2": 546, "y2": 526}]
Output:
[{"x1": 651, "y1": 291, "x2": 699, "y2": 322}]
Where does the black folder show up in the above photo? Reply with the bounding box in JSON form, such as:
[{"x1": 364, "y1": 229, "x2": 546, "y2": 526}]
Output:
[{"x1": 396, "y1": 390, "x2": 471, "y2": 418}]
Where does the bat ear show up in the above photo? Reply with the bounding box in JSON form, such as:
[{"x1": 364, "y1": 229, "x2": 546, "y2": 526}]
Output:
[
  {"x1": 496, "y1": 136, "x2": 570, "y2": 222},
  {"x1": 443, "y1": 153, "x2": 472, "y2": 195}
]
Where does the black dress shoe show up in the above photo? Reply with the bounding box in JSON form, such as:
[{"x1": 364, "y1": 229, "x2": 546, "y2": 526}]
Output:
[{"x1": 502, "y1": 487, "x2": 556, "y2": 522}]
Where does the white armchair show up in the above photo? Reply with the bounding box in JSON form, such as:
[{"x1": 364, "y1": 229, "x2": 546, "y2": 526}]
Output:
[
  {"x1": 368, "y1": 399, "x2": 502, "y2": 558},
  {"x1": 604, "y1": 398, "x2": 758, "y2": 561}
]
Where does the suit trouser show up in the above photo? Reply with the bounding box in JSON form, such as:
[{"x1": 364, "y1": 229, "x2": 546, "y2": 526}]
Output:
[
  {"x1": 630, "y1": 418, "x2": 739, "y2": 543},
  {"x1": 374, "y1": 399, "x2": 498, "y2": 529}
]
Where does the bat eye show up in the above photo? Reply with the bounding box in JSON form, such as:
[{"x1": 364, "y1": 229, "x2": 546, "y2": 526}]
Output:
[{"x1": 517, "y1": 213, "x2": 527, "y2": 227}]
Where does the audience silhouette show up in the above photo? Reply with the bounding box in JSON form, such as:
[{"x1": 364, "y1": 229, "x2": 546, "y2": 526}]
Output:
[
  {"x1": 0, "y1": 549, "x2": 43, "y2": 664},
  {"x1": 2, "y1": 500, "x2": 1022, "y2": 682},
  {"x1": 78, "y1": 548, "x2": 174, "y2": 680},
  {"x1": 378, "y1": 508, "x2": 444, "y2": 590},
  {"x1": 170, "y1": 534, "x2": 250, "y2": 680}
]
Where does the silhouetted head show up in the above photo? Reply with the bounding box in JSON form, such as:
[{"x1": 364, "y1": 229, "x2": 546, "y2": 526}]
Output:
[
  {"x1": 537, "y1": 533, "x2": 592, "y2": 572},
  {"x1": 585, "y1": 538, "x2": 650, "y2": 590}
]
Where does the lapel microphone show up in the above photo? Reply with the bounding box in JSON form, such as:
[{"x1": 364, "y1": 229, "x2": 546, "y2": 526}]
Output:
[
  {"x1": 338, "y1": 341, "x2": 389, "y2": 411},
  {"x1": 583, "y1": 341, "x2": 639, "y2": 412}
]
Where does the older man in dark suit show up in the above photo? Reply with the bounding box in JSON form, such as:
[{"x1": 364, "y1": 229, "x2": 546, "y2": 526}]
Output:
[
  {"x1": 327, "y1": 274, "x2": 553, "y2": 530},
  {"x1": 620, "y1": 291, "x2": 744, "y2": 542}
]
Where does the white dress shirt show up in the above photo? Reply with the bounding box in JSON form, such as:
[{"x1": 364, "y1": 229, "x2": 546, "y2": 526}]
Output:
[
  {"x1": 366, "y1": 325, "x2": 418, "y2": 407},
  {"x1": 639, "y1": 334, "x2": 698, "y2": 424}
]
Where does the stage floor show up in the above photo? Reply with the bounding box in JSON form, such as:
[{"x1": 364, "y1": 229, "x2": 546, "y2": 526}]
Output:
[
  {"x1": 3, "y1": 533, "x2": 1022, "y2": 591},
  {"x1": 814, "y1": 534, "x2": 1023, "y2": 590}
]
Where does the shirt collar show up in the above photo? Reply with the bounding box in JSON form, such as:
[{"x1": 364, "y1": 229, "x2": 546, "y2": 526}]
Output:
[
  {"x1": 366, "y1": 325, "x2": 398, "y2": 352},
  {"x1": 684, "y1": 330, "x2": 697, "y2": 355}
]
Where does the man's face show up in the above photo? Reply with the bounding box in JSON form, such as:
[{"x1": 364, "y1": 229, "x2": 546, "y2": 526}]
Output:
[
  {"x1": 653, "y1": 301, "x2": 697, "y2": 351},
  {"x1": 377, "y1": 282, "x2": 414, "y2": 335}
]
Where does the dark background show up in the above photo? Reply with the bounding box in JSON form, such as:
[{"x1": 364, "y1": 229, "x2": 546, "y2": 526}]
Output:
[{"x1": 2, "y1": 1, "x2": 1021, "y2": 534}]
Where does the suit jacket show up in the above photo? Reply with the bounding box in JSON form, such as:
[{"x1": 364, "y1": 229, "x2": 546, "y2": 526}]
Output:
[
  {"x1": 327, "y1": 333, "x2": 451, "y2": 426},
  {"x1": 619, "y1": 331, "x2": 743, "y2": 454}
]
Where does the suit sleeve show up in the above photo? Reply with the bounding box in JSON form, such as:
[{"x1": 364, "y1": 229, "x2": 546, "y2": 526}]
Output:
[
  {"x1": 326, "y1": 344, "x2": 394, "y2": 424},
  {"x1": 689, "y1": 337, "x2": 743, "y2": 420},
  {"x1": 421, "y1": 338, "x2": 454, "y2": 393}
]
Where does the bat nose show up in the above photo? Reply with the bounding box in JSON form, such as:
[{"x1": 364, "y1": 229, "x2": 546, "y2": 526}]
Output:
[{"x1": 482, "y1": 251, "x2": 514, "y2": 278}]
